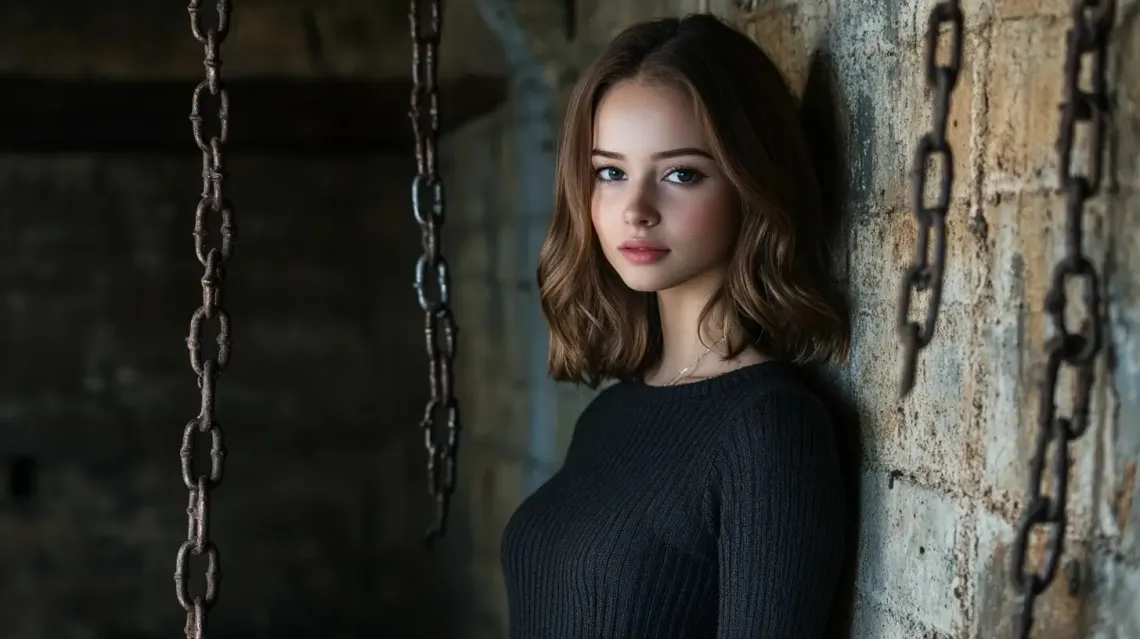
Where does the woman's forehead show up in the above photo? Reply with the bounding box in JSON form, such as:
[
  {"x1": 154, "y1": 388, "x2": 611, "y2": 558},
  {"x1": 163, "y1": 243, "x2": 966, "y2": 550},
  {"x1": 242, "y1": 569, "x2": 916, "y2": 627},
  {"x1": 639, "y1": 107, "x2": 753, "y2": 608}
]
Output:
[{"x1": 592, "y1": 81, "x2": 708, "y2": 156}]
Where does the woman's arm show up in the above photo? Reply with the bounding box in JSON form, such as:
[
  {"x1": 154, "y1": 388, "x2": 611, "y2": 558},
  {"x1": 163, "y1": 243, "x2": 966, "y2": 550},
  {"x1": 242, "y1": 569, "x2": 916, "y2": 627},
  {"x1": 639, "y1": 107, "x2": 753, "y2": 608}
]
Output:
[{"x1": 713, "y1": 386, "x2": 847, "y2": 638}]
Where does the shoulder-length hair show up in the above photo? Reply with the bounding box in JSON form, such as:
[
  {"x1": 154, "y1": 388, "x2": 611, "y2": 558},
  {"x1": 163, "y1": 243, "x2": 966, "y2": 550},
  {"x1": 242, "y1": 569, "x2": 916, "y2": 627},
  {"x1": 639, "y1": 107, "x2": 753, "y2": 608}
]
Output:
[{"x1": 537, "y1": 13, "x2": 849, "y2": 388}]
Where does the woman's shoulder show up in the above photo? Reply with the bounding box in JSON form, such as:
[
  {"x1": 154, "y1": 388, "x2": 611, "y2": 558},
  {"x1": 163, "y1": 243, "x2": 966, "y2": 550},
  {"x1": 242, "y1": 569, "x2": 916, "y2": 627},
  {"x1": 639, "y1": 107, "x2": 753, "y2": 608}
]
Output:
[
  {"x1": 740, "y1": 375, "x2": 830, "y2": 421},
  {"x1": 715, "y1": 374, "x2": 837, "y2": 462}
]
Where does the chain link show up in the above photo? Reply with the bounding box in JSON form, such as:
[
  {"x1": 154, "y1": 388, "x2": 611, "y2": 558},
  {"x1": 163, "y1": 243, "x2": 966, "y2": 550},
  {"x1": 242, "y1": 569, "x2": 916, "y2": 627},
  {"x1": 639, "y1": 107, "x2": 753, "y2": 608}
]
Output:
[
  {"x1": 410, "y1": 0, "x2": 461, "y2": 549},
  {"x1": 1010, "y1": 0, "x2": 1114, "y2": 635},
  {"x1": 897, "y1": 0, "x2": 963, "y2": 398},
  {"x1": 176, "y1": 2, "x2": 233, "y2": 637}
]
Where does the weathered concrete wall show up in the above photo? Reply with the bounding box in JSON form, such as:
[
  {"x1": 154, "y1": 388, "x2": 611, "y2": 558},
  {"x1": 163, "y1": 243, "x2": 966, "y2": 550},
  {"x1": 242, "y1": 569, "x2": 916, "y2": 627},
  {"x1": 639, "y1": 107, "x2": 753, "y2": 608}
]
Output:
[
  {"x1": 0, "y1": 153, "x2": 457, "y2": 638},
  {"x1": 443, "y1": 0, "x2": 1140, "y2": 637},
  {"x1": 0, "y1": 0, "x2": 1135, "y2": 637},
  {"x1": 0, "y1": 2, "x2": 500, "y2": 636},
  {"x1": 0, "y1": 0, "x2": 502, "y2": 79}
]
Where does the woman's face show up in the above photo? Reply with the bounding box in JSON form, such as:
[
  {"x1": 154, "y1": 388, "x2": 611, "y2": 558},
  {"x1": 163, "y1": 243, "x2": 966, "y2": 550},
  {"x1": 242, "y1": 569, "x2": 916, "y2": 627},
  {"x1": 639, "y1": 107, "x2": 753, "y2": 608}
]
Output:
[{"x1": 590, "y1": 80, "x2": 737, "y2": 294}]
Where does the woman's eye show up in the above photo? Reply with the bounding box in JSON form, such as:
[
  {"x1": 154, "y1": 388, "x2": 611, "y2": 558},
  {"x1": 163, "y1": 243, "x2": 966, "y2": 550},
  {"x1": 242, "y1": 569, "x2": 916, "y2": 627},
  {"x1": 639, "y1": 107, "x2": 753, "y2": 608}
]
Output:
[
  {"x1": 595, "y1": 167, "x2": 626, "y2": 181},
  {"x1": 666, "y1": 168, "x2": 702, "y2": 184}
]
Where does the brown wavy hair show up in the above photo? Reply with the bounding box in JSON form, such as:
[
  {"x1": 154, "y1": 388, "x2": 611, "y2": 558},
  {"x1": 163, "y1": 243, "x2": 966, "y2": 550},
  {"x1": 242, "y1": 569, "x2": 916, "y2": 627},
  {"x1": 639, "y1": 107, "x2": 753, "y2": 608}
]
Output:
[{"x1": 537, "y1": 13, "x2": 849, "y2": 388}]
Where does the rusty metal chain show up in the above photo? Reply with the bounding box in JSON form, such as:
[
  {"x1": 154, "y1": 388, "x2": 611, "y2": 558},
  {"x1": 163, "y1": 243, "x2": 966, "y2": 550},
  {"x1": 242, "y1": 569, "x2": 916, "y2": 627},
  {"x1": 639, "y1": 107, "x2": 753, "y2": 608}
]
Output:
[
  {"x1": 1010, "y1": 1, "x2": 1114, "y2": 636},
  {"x1": 176, "y1": 1, "x2": 233, "y2": 637},
  {"x1": 410, "y1": 0, "x2": 461, "y2": 548},
  {"x1": 897, "y1": 0, "x2": 963, "y2": 398}
]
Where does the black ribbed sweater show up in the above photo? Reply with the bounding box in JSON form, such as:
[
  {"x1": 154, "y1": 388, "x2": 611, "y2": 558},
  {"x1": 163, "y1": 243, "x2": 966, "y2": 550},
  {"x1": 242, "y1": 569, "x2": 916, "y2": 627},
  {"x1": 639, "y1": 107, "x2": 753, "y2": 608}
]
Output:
[{"x1": 500, "y1": 362, "x2": 846, "y2": 638}]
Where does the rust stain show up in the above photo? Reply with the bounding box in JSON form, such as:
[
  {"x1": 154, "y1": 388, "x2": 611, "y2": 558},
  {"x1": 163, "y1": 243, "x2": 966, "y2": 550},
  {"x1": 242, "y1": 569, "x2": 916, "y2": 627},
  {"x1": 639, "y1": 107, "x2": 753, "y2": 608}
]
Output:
[
  {"x1": 1116, "y1": 460, "x2": 1137, "y2": 533},
  {"x1": 1001, "y1": 532, "x2": 1090, "y2": 638},
  {"x1": 979, "y1": 536, "x2": 1013, "y2": 639},
  {"x1": 982, "y1": 485, "x2": 1024, "y2": 528}
]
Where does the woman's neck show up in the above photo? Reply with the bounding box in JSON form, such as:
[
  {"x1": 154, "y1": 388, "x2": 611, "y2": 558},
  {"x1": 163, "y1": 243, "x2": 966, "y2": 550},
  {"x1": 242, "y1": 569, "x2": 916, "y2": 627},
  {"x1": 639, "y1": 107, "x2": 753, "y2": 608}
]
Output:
[
  {"x1": 647, "y1": 271, "x2": 724, "y2": 385},
  {"x1": 645, "y1": 270, "x2": 767, "y2": 386}
]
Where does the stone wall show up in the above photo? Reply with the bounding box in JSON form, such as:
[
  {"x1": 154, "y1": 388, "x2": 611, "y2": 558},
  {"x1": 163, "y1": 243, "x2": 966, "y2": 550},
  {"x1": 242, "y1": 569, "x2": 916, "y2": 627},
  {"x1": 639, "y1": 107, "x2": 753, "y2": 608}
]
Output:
[
  {"x1": 444, "y1": 0, "x2": 1140, "y2": 637},
  {"x1": 0, "y1": 0, "x2": 501, "y2": 80},
  {"x1": 0, "y1": 153, "x2": 458, "y2": 638},
  {"x1": 0, "y1": 0, "x2": 1136, "y2": 637},
  {"x1": 0, "y1": 2, "x2": 502, "y2": 637}
]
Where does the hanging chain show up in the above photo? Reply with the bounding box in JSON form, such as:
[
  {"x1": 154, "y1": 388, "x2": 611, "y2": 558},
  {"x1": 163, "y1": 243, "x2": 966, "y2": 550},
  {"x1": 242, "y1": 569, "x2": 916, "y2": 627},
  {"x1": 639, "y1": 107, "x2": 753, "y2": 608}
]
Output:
[
  {"x1": 176, "y1": 2, "x2": 233, "y2": 637},
  {"x1": 409, "y1": 0, "x2": 461, "y2": 548},
  {"x1": 1009, "y1": 0, "x2": 1114, "y2": 636},
  {"x1": 897, "y1": 0, "x2": 963, "y2": 397}
]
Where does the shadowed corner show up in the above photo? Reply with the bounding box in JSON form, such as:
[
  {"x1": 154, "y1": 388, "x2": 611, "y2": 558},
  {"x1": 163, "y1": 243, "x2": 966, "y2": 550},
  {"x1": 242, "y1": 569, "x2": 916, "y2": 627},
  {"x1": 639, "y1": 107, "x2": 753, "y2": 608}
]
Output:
[{"x1": 799, "y1": 45, "x2": 863, "y2": 639}]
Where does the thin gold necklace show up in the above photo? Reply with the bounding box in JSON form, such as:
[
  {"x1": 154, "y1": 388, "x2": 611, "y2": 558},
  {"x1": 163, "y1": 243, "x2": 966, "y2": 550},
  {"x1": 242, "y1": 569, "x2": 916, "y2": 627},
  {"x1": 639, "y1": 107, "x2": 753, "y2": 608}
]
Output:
[{"x1": 663, "y1": 336, "x2": 726, "y2": 387}]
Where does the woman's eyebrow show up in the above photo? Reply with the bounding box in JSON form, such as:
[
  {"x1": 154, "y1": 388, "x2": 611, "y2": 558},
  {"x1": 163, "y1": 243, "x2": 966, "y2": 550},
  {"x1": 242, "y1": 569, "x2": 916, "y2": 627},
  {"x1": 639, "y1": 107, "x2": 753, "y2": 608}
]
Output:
[{"x1": 591, "y1": 147, "x2": 713, "y2": 160}]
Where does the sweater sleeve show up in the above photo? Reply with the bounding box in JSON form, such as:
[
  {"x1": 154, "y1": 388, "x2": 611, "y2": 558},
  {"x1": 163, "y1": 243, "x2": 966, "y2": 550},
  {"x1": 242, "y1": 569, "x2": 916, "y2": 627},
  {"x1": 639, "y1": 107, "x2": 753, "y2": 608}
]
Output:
[{"x1": 711, "y1": 386, "x2": 847, "y2": 638}]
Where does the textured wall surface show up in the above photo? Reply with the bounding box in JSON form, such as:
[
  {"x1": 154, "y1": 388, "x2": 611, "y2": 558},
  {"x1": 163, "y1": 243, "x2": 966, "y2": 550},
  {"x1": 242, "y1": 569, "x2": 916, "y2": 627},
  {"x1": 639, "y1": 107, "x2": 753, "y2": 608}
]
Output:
[
  {"x1": 0, "y1": 2, "x2": 500, "y2": 637},
  {"x1": 0, "y1": 0, "x2": 502, "y2": 79},
  {"x1": 0, "y1": 154, "x2": 455, "y2": 638},
  {"x1": 443, "y1": 0, "x2": 1140, "y2": 637},
  {"x1": 0, "y1": 0, "x2": 1136, "y2": 638}
]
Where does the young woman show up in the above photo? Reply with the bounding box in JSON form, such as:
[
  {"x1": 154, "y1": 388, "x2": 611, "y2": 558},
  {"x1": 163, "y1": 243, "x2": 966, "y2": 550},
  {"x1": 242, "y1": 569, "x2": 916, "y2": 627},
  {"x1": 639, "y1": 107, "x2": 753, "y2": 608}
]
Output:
[{"x1": 500, "y1": 13, "x2": 850, "y2": 638}]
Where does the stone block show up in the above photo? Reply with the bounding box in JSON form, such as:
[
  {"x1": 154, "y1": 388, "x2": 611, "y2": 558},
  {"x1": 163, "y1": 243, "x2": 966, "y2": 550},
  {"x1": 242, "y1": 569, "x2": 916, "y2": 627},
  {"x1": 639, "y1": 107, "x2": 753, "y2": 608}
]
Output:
[
  {"x1": 555, "y1": 382, "x2": 599, "y2": 459},
  {"x1": 848, "y1": 300, "x2": 988, "y2": 493},
  {"x1": 0, "y1": 0, "x2": 504, "y2": 80},
  {"x1": 495, "y1": 225, "x2": 520, "y2": 284},
  {"x1": 979, "y1": 190, "x2": 1107, "y2": 536},
  {"x1": 856, "y1": 470, "x2": 970, "y2": 635},
  {"x1": 851, "y1": 598, "x2": 955, "y2": 638},
  {"x1": 443, "y1": 108, "x2": 511, "y2": 231},
  {"x1": 460, "y1": 449, "x2": 526, "y2": 558},
  {"x1": 454, "y1": 231, "x2": 493, "y2": 282},
  {"x1": 491, "y1": 372, "x2": 537, "y2": 454},
  {"x1": 994, "y1": 0, "x2": 1071, "y2": 19},
  {"x1": 746, "y1": 5, "x2": 829, "y2": 96},
  {"x1": 970, "y1": 507, "x2": 1089, "y2": 638},
  {"x1": 1104, "y1": 189, "x2": 1140, "y2": 559},
  {"x1": 983, "y1": 16, "x2": 1068, "y2": 195},
  {"x1": 1087, "y1": 550, "x2": 1140, "y2": 638}
]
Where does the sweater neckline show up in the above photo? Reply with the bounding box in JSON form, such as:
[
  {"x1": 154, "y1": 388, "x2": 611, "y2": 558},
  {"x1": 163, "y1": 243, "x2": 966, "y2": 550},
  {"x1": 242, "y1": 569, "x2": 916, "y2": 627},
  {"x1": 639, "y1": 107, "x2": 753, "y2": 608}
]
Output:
[{"x1": 622, "y1": 360, "x2": 795, "y2": 401}]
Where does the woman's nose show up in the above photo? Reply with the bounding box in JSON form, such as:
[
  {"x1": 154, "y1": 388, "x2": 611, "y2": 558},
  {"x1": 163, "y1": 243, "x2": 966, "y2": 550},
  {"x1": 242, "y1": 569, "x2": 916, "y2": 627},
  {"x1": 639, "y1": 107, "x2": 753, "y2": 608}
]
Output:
[{"x1": 621, "y1": 183, "x2": 660, "y2": 227}]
